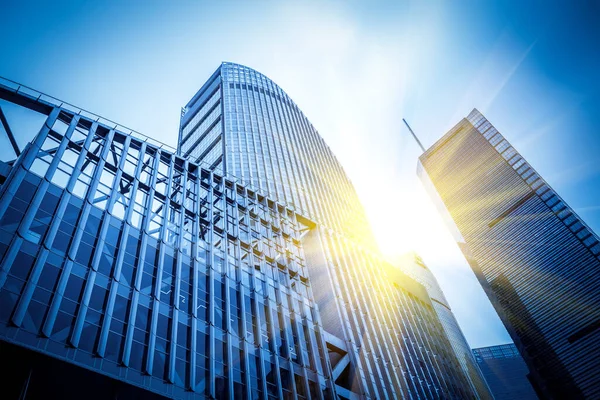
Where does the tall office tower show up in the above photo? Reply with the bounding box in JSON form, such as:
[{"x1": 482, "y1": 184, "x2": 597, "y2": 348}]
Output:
[
  {"x1": 473, "y1": 344, "x2": 538, "y2": 400},
  {"x1": 418, "y1": 108, "x2": 600, "y2": 399},
  {"x1": 397, "y1": 253, "x2": 493, "y2": 400},
  {"x1": 184, "y1": 63, "x2": 477, "y2": 399},
  {"x1": 178, "y1": 62, "x2": 375, "y2": 249}
]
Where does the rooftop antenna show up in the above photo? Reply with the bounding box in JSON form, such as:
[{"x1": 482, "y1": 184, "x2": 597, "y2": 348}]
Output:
[{"x1": 402, "y1": 118, "x2": 425, "y2": 152}]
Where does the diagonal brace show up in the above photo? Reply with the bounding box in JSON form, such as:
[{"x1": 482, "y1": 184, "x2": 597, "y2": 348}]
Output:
[{"x1": 0, "y1": 106, "x2": 21, "y2": 156}]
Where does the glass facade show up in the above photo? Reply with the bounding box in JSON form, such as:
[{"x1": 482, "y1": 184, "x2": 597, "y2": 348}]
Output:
[
  {"x1": 397, "y1": 253, "x2": 493, "y2": 400},
  {"x1": 0, "y1": 68, "x2": 480, "y2": 399},
  {"x1": 180, "y1": 63, "x2": 375, "y2": 250},
  {"x1": 473, "y1": 344, "x2": 538, "y2": 400},
  {"x1": 419, "y1": 108, "x2": 600, "y2": 399},
  {"x1": 0, "y1": 83, "x2": 334, "y2": 399},
  {"x1": 179, "y1": 67, "x2": 224, "y2": 173}
]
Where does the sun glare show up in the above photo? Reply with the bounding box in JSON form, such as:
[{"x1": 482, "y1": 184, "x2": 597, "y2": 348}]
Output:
[{"x1": 363, "y1": 178, "x2": 461, "y2": 266}]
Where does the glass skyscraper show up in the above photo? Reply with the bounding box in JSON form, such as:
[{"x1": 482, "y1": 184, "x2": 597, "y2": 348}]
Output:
[
  {"x1": 418, "y1": 109, "x2": 600, "y2": 399},
  {"x1": 473, "y1": 343, "x2": 538, "y2": 400},
  {"x1": 178, "y1": 62, "x2": 375, "y2": 250},
  {"x1": 182, "y1": 62, "x2": 480, "y2": 399},
  {"x1": 0, "y1": 65, "x2": 478, "y2": 399}
]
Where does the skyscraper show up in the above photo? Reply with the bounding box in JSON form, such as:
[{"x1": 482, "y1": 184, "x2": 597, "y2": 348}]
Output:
[
  {"x1": 178, "y1": 62, "x2": 375, "y2": 250},
  {"x1": 183, "y1": 62, "x2": 478, "y2": 399},
  {"x1": 396, "y1": 253, "x2": 493, "y2": 400},
  {"x1": 0, "y1": 65, "x2": 478, "y2": 399},
  {"x1": 418, "y1": 108, "x2": 600, "y2": 399},
  {"x1": 473, "y1": 343, "x2": 538, "y2": 400}
]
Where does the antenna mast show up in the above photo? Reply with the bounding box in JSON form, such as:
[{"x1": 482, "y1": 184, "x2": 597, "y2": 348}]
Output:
[{"x1": 403, "y1": 118, "x2": 425, "y2": 152}]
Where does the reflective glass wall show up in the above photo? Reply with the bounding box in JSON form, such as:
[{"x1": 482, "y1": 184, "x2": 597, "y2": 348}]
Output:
[
  {"x1": 397, "y1": 253, "x2": 494, "y2": 400},
  {"x1": 419, "y1": 109, "x2": 600, "y2": 399},
  {"x1": 181, "y1": 63, "x2": 375, "y2": 250},
  {"x1": 473, "y1": 344, "x2": 538, "y2": 400}
]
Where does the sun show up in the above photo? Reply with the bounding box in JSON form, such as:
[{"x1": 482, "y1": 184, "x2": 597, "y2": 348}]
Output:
[{"x1": 361, "y1": 175, "x2": 461, "y2": 266}]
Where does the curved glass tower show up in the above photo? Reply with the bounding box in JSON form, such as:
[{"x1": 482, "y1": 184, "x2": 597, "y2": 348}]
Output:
[
  {"x1": 181, "y1": 63, "x2": 477, "y2": 399},
  {"x1": 179, "y1": 62, "x2": 375, "y2": 249}
]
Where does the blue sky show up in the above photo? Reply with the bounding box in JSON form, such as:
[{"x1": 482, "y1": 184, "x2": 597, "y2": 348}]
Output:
[{"x1": 1, "y1": 0, "x2": 599, "y2": 348}]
